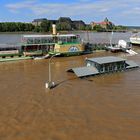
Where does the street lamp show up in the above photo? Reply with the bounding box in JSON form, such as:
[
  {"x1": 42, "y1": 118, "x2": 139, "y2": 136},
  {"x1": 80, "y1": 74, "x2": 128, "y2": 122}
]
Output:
[{"x1": 45, "y1": 53, "x2": 60, "y2": 89}]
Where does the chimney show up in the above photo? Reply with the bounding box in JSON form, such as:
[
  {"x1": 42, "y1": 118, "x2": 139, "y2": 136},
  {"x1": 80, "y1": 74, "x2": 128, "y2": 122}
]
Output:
[{"x1": 52, "y1": 24, "x2": 57, "y2": 35}]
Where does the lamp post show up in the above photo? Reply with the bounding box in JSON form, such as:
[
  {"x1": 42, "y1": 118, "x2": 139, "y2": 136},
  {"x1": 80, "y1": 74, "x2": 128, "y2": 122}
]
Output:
[{"x1": 45, "y1": 53, "x2": 60, "y2": 89}]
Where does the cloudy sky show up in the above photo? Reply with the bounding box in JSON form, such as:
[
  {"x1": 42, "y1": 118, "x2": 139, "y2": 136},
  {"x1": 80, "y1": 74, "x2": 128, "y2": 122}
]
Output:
[{"x1": 0, "y1": 0, "x2": 140, "y2": 26}]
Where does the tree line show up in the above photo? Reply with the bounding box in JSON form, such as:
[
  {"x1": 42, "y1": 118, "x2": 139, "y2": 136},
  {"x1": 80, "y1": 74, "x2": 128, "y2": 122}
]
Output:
[
  {"x1": 0, "y1": 20, "x2": 128, "y2": 32},
  {"x1": 0, "y1": 22, "x2": 34, "y2": 32}
]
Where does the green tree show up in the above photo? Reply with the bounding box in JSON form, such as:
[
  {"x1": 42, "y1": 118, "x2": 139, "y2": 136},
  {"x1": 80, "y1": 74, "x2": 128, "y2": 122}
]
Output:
[
  {"x1": 92, "y1": 25, "x2": 105, "y2": 32},
  {"x1": 25, "y1": 23, "x2": 34, "y2": 31},
  {"x1": 113, "y1": 25, "x2": 127, "y2": 31},
  {"x1": 85, "y1": 25, "x2": 92, "y2": 30},
  {"x1": 34, "y1": 26, "x2": 41, "y2": 32},
  {"x1": 60, "y1": 22, "x2": 72, "y2": 30},
  {"x1": 0, "y1": 22, "x2": 35, "y2": 32},
  {"x1": 40, "y1": 20, "x2": 51, "y2": 32}
]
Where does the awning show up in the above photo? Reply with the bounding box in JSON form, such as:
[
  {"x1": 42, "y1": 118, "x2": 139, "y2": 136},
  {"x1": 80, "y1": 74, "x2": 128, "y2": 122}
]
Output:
[
  {"x1": 126, "y1": 60, "x2": 139, "y2": 69},
  {"x1": 68, "y1": 66, "x2": 99, "y2": 77}
]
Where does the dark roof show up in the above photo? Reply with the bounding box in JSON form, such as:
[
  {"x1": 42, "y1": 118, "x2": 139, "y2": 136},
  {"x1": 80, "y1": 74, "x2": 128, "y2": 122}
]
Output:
[
  {"x1": 87, "y1": 56, "x2": 126, "y2": 64},
  {"x1": 125, "y1": 60, "x2": 139, "y2": 69},
  {"x1": 58, "y1": 17, "x2": 72, "y2": 22},
  {"x1": 33, "y1": 18, "x2": 47, "y2": 22},
  {"x1": 49, "y1": 20, "x2": 57, "y2": 24},
  {"x1": 73, "y1": 20, "x2": 86, "y2": 25},
  {"x1": 73, "y1": 20, "x2": 85, "y2": 23},
  {"x1": 68, "y1": 66, "x2": 99, "y2": 77}
]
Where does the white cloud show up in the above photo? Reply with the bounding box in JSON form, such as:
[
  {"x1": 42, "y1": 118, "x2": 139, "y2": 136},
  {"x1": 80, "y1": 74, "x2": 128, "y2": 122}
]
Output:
[
  {"x1": 123, "y1": 7, "x2": 140, "y2": 15},
  {"x1": 6, "y1": 0, "x2": 37, "y2": 13},
  {"x1": 5, "y1": 0, "x2": 112, "y2": 16},
  {"x1": 5, "y1": 0, "x2": 140, "y2": 25}
]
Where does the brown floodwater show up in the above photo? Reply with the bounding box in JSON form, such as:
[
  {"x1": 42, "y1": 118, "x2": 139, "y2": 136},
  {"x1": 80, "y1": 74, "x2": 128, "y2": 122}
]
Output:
[{"x1": 0, "y1": 50, "x2": 140, "y2": 140}]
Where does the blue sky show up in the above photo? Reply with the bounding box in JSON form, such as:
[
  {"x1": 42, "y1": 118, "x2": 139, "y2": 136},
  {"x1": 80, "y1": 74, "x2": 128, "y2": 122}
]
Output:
[{"x1": 0, "y1": 0, "x2": 140, "y2": 26}]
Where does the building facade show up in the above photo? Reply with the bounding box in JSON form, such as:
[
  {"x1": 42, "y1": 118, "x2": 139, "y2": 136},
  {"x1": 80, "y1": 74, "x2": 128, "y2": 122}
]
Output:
[
  {"x1": 90, "y1": 17, "x2": 114, "y2": 29},
  {"x1": 32, "y1": 18, "x2": 47, "y2": 26},
  {"x1": 32, "y1": 17, "x2": 86, "y2": 30},
  {"x1": 86, "y1": 56, "x2": 126, "y2": 73}
]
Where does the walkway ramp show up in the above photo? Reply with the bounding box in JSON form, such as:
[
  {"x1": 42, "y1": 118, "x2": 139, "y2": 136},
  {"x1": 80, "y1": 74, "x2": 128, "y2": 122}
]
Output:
[{"x1": 126, "y1": 49, "x2": 138, "y2": 55}]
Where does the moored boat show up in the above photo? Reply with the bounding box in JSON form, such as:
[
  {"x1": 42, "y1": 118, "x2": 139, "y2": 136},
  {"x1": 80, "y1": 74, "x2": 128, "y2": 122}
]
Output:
[
  {"x1": 0, "y1": 44, "x2": 32, "y2": 62},
  {"x1": 21, "y1": 33, "x2": 85, "y2": 57},
  {"x1": 0, "y1": 24, "x2": 86, "y2": 62},
  {"x1": 130, "y1": 33, "x2": 140, "y2": 45}
]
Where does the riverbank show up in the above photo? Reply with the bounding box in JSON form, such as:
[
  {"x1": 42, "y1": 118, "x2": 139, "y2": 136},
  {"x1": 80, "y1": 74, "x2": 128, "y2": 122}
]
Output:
[
  {"x1": 0, "y1": 31, "x2": 132, "y2": 44},
  {"x1": 0, "y1": 30, "x2": 131, "y2": 35}
]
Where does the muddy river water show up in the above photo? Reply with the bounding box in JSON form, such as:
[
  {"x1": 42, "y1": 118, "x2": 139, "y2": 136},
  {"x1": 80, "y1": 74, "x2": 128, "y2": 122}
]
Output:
[{"x1": 0, "y1": 32, "x2": 140, "y2": 140}]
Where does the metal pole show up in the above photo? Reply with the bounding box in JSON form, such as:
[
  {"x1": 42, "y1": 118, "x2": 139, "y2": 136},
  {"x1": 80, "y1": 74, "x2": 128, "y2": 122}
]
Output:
[
  {"x1": 110, "y1": 31, "x2": 113, "y2": 47},
  {"x1": 87, "y1": 30, "x2": 90, "y2": 43},
  {"x1": 48, "y1": 55, "x2": 55, "y2": 83},
  {"x1": 46, "y1": 53, "x2": 60, "y2": 89},
  {"x1": 49, "y1": 57, "x2": 51, "y2": 83}
]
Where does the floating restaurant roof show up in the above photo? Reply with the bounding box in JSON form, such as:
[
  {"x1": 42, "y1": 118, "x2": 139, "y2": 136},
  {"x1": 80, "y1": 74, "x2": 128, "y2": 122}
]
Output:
[
  {"x1": 68, "y1": 66, "x2": 99, "y2": 77},
  {"x1": 23, "y1": 34, "x2": 76, "y2": 38},
  {"x1": 87, "y1": 56, "x2": 126, "y2": 64},
  {"x1": 67, "y1": 56, "x2": 139, "y2": 78}
]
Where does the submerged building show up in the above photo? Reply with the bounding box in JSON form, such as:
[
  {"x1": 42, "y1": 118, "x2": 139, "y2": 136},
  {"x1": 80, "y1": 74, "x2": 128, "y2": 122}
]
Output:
[{"x1": 68, "y1": 56, "x2": 139, "y2": 77}]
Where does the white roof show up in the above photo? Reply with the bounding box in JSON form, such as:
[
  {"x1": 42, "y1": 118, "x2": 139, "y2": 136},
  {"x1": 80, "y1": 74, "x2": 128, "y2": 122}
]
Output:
[{"x1": 23, "y1": 34, "x2": 76, "y2": 38}]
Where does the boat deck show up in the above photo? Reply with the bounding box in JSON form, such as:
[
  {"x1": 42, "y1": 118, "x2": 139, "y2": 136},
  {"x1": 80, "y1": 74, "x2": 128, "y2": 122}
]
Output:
[{"x1": 0, "y1": 56, "x2": 32, "y2": 62}]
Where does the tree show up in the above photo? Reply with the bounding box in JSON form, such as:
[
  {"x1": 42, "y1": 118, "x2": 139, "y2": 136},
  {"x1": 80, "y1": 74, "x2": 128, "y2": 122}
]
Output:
[
  {"x1": 0, "y1": 23, "x2": 2, "y2": 31},
  {"x1": 92, "y1": 25, "x2": 105, "y2": 32},
  {"x1": 34, "y1": 26, "x2": 41, "y2": 32},
  {"x1": 113, "y1": 25, "x2": 127, "y2": 31},
  {"x1": 0, "y1": 22, "x2": 35, "y2": 32},
  {"x1": 40, "y1": 20, "x2": 51, "y2": 32},
  {"x1": 25, "y1": 23, "x2": 35, "y2": 31},
  {"x1": 106, "y1": 23, "x2": 114, "y2": 30},
  {"x1": 57, "y1": 22, "x2": 72, "y2": 31},
  {"x1": 85, "y1": 25, "x2": 92, "y2": 30}
]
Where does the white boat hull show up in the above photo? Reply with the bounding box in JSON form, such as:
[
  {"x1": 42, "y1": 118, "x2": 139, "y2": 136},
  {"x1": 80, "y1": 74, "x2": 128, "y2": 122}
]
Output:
[{"x1": 130, "y1": 37, "x2": 140, "y2": 45}]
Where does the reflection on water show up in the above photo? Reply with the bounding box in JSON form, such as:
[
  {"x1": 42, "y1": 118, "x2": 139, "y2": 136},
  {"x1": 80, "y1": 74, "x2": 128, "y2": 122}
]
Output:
[{"x1": 0, "y1": 32, "x2": 140, "y2": 140}]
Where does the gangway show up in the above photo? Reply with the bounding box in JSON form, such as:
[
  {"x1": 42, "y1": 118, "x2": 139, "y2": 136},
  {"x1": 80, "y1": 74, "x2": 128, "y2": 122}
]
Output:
[{"x1": 126, "y1": 49, "x2": 138, "y2": 55}]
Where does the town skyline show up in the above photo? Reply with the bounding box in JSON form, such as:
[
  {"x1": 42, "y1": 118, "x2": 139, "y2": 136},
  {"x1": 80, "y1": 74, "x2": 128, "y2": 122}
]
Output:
[{"x1": 0, "y1": 0, "x2": 140, "y2": 26}]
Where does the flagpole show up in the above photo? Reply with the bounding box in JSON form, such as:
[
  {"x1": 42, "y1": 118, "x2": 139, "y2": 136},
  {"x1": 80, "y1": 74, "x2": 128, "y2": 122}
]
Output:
[{"x1": 110, "y1": 31, "x2": 113, "y2": 47}]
